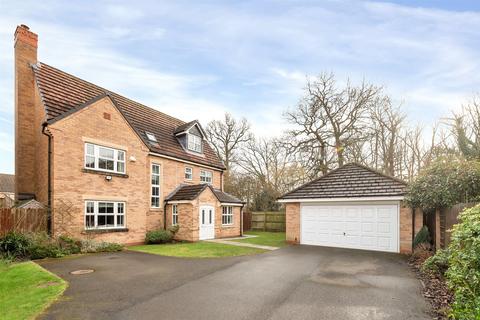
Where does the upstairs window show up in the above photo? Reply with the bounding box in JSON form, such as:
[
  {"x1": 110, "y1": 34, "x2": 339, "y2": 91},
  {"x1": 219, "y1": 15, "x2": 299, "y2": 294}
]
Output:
[
  {"x1": 200, "y1": 170, "x2": 212, "y2": 184},
  {"x1": 145, "y1": 132, "x2": 157, "y2": 142},
  {"x1": 151, "y1": 164, "x2": 161, "y2": 208},
  {"x1": 222, "y1": 206, "x2": 233, "y2": 225},
  {"x1": 84, "y1": 143, "x2": 125, "y2": 174},
  {"x1": 185, "y1": 167, "x2": 193, "y2": 180},
  {"x1": 187, "y1": 134, "x2": 202, "y2": 153}
]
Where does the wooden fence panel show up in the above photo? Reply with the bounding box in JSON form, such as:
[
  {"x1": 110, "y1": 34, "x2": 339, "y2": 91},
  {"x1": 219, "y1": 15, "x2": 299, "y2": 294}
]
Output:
[
  {"x1": 0, "y1": 208, "x2": 48, "y2": 236},
  {"x1": 440, "y1": 202, "x2": 477, "y2": 248},
  {"x1": 251, "y1": 211, "x2": 285, "y2": 232}
]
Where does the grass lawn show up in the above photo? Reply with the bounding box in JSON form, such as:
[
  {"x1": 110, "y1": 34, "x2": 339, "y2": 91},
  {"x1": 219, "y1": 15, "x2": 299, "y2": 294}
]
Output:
[
  {"x1": 0, "y1": 261, "x2": 66, "y2": 320},
  {"x1": 129, "y1": 241, "x2": 266, "y2": 258},
  {"x1": 233, "y1": 231, "x2": 287, "y2": 248}
]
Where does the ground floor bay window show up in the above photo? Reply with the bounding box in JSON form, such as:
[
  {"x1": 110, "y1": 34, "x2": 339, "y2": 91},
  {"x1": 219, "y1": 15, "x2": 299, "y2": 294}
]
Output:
[{"x1": 85, "y1": 200, "x2": 125, "y2": 229}]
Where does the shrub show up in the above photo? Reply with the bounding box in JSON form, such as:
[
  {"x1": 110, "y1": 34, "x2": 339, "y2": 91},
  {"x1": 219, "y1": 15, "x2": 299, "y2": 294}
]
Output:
[
  {"x1": 146, "y1": 229, "x2": 173, "y2": 244},
  {"x1": 0, "y1": 232, "x2": 32, "y2": 259},
  {"x1": 58, "y1": 235, "x2": 81, "y2": 254},
  {"x1": 168, "y1": 225, "x2": 180, "y2": 236},
  {"x1": 29, "y1": 242, "x2": 65, "y2": 259},
  {"x1": 445, "y1": 204, "x2": 480, "y2": 319},
  {"x1": 96, "y1": 242, "x2": 123, "y2": 252},
  {"x1": 27, "y1": 232, "x2": 68, "y2": 259},
  {"x1": 405, "y1": 158, "x2": 480, "y2": 211},
  {"x1": 422, "y1": 249, "x2": 450, "y2": 275},
  {"x1": 79, "y1": 239, "x2": 122, "y2": 253},
  {"x1": 413, "y1": 225, "x2": 431, "y2": 248}
]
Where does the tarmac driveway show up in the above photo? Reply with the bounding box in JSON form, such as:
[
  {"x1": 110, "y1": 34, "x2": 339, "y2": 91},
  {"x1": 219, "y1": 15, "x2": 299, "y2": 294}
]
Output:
[{"x1": 38, "y1": 246, "x2": 430, "y2": 320}]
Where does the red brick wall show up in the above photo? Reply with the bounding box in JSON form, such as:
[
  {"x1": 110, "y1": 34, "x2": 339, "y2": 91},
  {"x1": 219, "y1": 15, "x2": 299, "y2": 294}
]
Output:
[
  {"x1": 285, "y1": 203, "x2": 300, "y2": 244},
  {"x1": 15, "y1": 25, "x2": 39, "y2": 198}
]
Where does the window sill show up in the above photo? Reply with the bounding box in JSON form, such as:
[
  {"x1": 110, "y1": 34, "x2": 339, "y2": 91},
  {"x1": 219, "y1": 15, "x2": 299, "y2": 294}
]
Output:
[
  {"x1": 83, "y1": 228, "x2": 129, "y2": 234},
  {"x1": 221, "y1": 224, "x2": 235, "y2": 228},
  {"x1": 82, "y1": 168, "x2": 129, "y2": 178}
]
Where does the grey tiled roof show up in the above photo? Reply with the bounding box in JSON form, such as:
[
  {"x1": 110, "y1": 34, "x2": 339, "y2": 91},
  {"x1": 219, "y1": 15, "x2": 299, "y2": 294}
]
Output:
[
  {"x1": 166, "y1": 184, "x2": 243, "y2": 204},
  {"x1": 279, "y1": 163, "x2": 407, "y2": 200},
  {"x1": 0, "y1": 174, "x2": 14, "y2": 193}
]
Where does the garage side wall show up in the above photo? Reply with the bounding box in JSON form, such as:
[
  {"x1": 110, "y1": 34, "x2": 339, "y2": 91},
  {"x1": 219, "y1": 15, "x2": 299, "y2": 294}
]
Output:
[
  {"x1": 399, "y1": 202, "x2": 423, "y2": 254},
  {"x1": 285, "y1": 203, "x2": 300, "y2": 243}
]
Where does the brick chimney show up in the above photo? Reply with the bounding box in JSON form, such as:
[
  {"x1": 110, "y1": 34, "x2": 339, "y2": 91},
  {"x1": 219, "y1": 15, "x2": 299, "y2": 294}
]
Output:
[{"x1": 14, "y1": 24, "x2": 38, "y2": 200}]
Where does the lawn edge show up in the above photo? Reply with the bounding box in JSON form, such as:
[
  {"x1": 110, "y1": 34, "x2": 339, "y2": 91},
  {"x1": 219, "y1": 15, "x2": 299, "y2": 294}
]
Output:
[{"x1": 31, "y1": 261, "x2": 68, "y2": 320}]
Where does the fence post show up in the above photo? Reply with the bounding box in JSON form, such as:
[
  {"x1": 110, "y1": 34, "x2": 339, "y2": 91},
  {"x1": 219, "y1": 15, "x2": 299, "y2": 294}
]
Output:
[{"x1": 263, "y1": 212, "x2": 266, "y2": 231}]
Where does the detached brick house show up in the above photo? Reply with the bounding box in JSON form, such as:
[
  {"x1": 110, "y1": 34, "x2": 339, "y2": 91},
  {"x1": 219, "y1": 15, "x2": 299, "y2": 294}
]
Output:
[
  {"x1": 14, "y1": 25, "x2": 243, "y2": 244},
  {"x1": 278, "y1": 163, "x2": 423, "y2": 254}
]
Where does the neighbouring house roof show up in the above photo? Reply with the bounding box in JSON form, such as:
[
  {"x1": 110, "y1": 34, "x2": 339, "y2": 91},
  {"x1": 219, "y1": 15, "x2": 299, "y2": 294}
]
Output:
[
  {"x1": 166, "y1": 184, "x2": 244, "y2": 204},
  {"x1": 33, "y1": 63, "x2": 225, "y2": 170},
  {"x1": 279, "y1": 163, "x2": 407, "y2": 200},
  {"x1": 15, "y1": 199, "x2": 45, "y2": 209},
  {"x1": 0, "y1": 173, "x2": 14, "y2": 193}
]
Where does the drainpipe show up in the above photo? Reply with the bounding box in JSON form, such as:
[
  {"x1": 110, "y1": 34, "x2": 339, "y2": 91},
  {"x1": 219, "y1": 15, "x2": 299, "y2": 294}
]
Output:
[
  {"x1": 240, "y1": 204, "x2": 244, "y2": 236},
  {"x1": 41, "y1": 122, "x2": 52, "y2": 234}
]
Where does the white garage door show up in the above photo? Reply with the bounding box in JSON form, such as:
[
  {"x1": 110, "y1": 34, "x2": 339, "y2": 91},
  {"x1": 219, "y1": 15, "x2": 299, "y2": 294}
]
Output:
[{"x1": 300, "y1": 203, "x2": 399, "y2": 253}]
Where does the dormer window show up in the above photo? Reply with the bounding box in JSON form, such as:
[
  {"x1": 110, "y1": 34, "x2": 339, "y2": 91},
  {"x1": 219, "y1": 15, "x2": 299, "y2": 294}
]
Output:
[
  {"x1": 146, "y1": 132, "x2": 157, "y2": 142},
  {"x1": 187, "y1": 134, "x2": 202, "y2": 153}
]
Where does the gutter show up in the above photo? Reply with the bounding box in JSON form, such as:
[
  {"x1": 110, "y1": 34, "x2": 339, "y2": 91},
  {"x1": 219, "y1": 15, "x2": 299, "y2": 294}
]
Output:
[{"x1": 41, "y1": 122, "x2": 52, "y2": 234}]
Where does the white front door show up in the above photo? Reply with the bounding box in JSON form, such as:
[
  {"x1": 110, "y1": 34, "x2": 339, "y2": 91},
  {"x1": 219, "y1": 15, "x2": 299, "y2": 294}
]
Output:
[
  {"x1": 199, "y1": 205, "x2": 215, "y2": 240},
  {"x1": 300, "y1": 203, "x2": 399, "y2": 253}
]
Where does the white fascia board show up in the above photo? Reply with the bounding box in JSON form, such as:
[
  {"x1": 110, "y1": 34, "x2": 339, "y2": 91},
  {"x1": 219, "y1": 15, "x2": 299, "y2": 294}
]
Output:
[
  {"x1": 165, "y1": 200, "x2": 194, "y2": 204},
  {"x1": 278, "y1": 196, "x2": 404, "y2": 203},
  {"x1": 220, "y1": 203, "x2": 244, "y2": 207}
]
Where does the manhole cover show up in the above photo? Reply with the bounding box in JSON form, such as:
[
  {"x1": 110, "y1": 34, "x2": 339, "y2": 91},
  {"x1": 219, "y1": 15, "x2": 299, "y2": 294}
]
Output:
[{"x1": 70, "y1": 269, "x2": 94, "y2": 275}]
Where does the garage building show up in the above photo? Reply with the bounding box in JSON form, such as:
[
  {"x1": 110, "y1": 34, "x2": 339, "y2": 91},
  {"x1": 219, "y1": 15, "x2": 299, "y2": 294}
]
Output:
[{"x1": 278, "y1": 163, "x2": 423, "y2": 254}]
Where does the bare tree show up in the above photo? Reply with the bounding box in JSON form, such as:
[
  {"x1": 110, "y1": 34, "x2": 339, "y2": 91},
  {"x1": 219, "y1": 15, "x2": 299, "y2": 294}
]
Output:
[
  {"x1": 368, "y1": 97, "x2": 406, "y2": 176},
  {"x1": 237, "y1": 138, "x2": 306, "y2": 210},
  {"x1": 450, "y1": 96, "x2": 480, "y2": 160},
  {"x1": 205, "y1": 113, "x2": 253, "y2": 171},
  {"x1": 284, "y1": 72, "x2": 383, "y2": 175}
]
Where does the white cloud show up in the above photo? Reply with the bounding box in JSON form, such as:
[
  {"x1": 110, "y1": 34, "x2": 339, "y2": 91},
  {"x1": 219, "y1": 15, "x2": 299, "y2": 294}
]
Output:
[{"x1": 0, "y1": 0, "x2": 480, "y2": 174}]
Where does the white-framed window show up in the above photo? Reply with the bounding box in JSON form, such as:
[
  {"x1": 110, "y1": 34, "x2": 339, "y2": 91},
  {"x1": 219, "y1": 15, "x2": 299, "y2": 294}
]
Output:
[
  {"x1": 222, "y1": 206, "x2": 233, "y2": 225},
  {"x1": 84, "y1": 143, "x2": 125, "y2": 174},
  {"x1": 145, "y1": 132, "x2": 157, "y2": 142},
  {"x1": 172, "y1": 204, "x2": 178, "y2": 225},
  {"x1": 151, "y1": 164, "x2": 161, "y2": 208},
  {"x1": 85, "y1": 200, "x2": 125, "y2": 229},
  {"x1": 184, "y1": 167, "x2": 193, "y2": 180},
  {"x1": 187, "y1": 134, "x2": 202, "y2": 153},
  {"x1": 200, "y1": 170, "x2": 212, "y2": 184}
]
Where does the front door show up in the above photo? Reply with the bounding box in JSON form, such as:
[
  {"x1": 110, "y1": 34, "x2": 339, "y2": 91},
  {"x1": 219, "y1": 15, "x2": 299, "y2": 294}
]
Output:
[{"x1": 199, "y1": 206, "x2": 215, "y2": 240}]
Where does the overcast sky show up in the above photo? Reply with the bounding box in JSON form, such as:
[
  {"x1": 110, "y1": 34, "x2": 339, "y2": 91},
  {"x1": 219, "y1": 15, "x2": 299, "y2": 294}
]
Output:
[{"x1": 1, "y1": 0, "x2": 480, "y2": 174}]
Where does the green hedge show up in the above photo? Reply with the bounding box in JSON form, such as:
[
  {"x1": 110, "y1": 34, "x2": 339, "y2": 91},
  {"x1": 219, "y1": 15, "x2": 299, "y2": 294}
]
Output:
[{"x1": 445, "y1": 204, "x2": 480, "y2": 319}]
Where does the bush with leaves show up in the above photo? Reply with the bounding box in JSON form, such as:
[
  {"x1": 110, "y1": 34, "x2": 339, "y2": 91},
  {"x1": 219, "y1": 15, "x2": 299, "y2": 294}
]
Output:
[
  {"x1": 145, "y1": 229, "x2": 173, "y2": 244},
  {"x1": 0, "y1": 232, "x2": 32, "y2": 260},
  {"x1": 405, "y1": 158, "x2": 480, "y2": 211},
  {"x1": 445, "y1": 204, "x2": 480, "y2": 319},
  {"x1": 79, "y1": 239, "x2": 123, "y2": 253},
  {"x1": 413, "y1": 225, "x2": 431, "y2": 248},
  {"x1": 422, "y1": 249, "x2": 450, "y2": 275}
]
